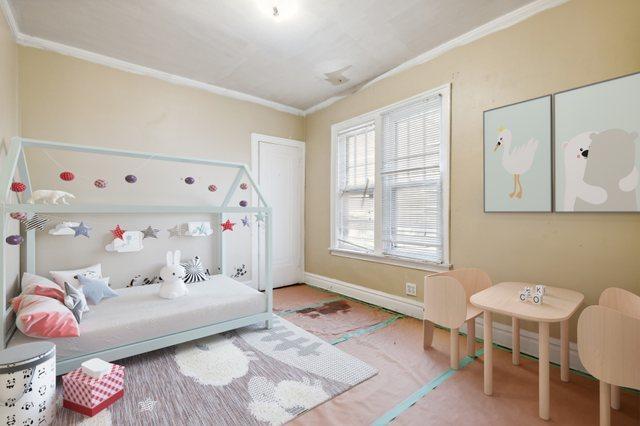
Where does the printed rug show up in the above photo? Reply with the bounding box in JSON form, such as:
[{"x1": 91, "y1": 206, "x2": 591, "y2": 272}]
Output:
[{"x1": 53, "y1": 317, "x2": 377, "y2": 425}]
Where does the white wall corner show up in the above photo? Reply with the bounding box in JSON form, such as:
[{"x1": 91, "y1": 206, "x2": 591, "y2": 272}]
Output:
[{"x1": 304, "y1": 271, "x2": 587, "y2": 374}]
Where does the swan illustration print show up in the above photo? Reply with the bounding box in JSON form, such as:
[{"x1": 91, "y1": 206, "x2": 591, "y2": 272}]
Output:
[{"x1": 494, "y1": 127, "x2": 539, "y2": 199}]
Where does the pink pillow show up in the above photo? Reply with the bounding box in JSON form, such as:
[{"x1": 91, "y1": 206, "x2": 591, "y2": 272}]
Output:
[
  {"x1": 21, "y1": 272, "x2": 61, "y2": 292},
  {"x1": 21, "y1": 282, "x2": 65, "y2": 303},
  {"x1": 13, "y1": 294, "x2": 79, "y2": 338}
]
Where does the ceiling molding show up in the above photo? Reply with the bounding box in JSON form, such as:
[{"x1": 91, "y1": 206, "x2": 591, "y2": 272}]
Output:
[
  {"x1": 0, "y1": 0, "x2": 18, "y2": 39},
  {"x1": 303, "y1": 0, "x2": 569, "y2": 115},
  {"x1": 0, "y1": 0, "x2": 304, "y2": 117},
  {"x1": 2, "y1": 0, "x2": 568, "y2": 118}
]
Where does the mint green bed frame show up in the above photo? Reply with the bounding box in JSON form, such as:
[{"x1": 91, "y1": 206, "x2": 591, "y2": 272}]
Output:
[{"x1": 0, "y1": 137, "x2": 274, "y2": 374}]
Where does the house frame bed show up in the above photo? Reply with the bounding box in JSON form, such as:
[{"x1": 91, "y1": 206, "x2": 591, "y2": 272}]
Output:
[{"x1": 0, "y1": 137, "x2": 274, "y2": 374}]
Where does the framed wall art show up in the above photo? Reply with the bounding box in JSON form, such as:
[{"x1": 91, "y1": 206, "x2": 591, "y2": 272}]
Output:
[
  {"x1": 484, "y1": 95, "x2": 552, "y2": 212},
  {"x1": 554, "y1": 72, "x2": 640, "y2": 212}
]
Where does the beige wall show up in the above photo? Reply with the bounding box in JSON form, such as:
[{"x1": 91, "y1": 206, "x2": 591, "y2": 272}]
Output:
[
  {"x1": 18, "y1": 46, "x2": 304, "y2": 287},
  {"x1": 0, "y1": 12, "x2": 20, "y2": 300},
  {"x1": 304, "y1": 0, "x2": 640, "y2": 338}
]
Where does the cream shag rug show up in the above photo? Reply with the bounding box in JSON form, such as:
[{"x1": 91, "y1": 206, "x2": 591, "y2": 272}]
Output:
[{"x1": 54, "y1": 317, "x2": 377, "y2": 425}]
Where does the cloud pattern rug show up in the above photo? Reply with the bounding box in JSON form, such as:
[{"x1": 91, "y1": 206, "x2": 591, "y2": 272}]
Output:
[{"x1": 53, "y1": 317, "x2": 377, "y2": 425}]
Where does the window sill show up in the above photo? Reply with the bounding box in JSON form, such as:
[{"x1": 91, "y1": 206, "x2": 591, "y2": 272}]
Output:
[{"x1": 329, "y1": 248, "x2": 452, "y2": 272}]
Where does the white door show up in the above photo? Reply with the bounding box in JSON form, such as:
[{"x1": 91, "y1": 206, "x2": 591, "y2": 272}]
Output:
[{"x1": 252, "y1": 134, "x2": 304, "y2": 289}]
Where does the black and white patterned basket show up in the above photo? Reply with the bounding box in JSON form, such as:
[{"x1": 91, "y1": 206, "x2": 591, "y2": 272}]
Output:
[{"x1": 0, "y1": 342, "x2": 56, "y2": 426}]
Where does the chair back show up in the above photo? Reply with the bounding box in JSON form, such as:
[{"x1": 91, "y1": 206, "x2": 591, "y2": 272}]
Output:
[
  {"x1": 599, "y1": 287, "x2": 640, "y2": 318},
  {"x1": 424, "y1": 275, "x2": 467, "y2": 329},
  {"x1": 429, "y1": 268, "x2": 492, "y2": 301},
  {"x1": 577, "y1": 305, "x2": 640, "y2": 390}
]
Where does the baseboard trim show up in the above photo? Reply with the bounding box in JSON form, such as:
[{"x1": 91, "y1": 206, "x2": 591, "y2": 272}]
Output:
[
  {"x1": 303, "y1": 271, "x2": 586, "y2": 373},
  {"x1": 304, "y1": 272, "x2": 424, "y2": 318}
]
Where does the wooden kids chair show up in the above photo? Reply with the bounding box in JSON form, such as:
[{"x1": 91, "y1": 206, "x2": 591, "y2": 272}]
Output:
[
  {"x1": 423, "y1": 268, "x2": 492, "y2": 369},
  {"x1": 578, "y1": 303, "x2": 640, "y2": 426},
  {"x1": 597, "y1": 288, "x2": 640, "y2": 413}
]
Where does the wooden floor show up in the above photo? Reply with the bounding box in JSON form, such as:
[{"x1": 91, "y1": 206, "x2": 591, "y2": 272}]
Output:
[{"x1": 273, "y1": 284, "x2": 639, "y2": 425}]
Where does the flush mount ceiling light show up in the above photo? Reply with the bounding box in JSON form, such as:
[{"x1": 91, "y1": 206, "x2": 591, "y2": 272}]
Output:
[{"x1": 256, "y1": 0, "x2": 298, "y2": 21}]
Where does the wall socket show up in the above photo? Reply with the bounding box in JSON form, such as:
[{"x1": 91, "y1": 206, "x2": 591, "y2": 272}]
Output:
[{"x1": 405, "y1": 282, "x2": 417, "y2": 297}]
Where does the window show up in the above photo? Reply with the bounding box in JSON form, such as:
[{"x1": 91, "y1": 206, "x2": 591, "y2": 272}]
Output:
[
  {"x1": 335, "y1": 122, "x2": 376, "y2": 252},
  {"x1": 331, "y1": 85, "x2": 450, "y2": 269}
]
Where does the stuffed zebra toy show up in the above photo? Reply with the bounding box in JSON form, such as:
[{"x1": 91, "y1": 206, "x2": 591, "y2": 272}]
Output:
[{"x1": 180, "y1": 256, "x2": 209, "y2": 283}]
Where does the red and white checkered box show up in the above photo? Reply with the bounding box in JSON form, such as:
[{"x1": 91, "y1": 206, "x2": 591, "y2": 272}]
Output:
[{"x1": 62, "y1": 364, "x2": 125, "y2": 416}]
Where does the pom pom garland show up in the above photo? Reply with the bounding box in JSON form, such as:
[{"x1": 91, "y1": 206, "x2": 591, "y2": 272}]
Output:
[
  {"x1": 125, "y1": 174, "x2": 137, "y2": 183},
  {"x1": 9, "y1": 212, "x2": 26, "y2": 221},
  {"x1": 94, "y1": 179, "x2": 107, "y2": 188},
  {"x1": 240, "y1": 183, "x2": 248, "y2": 190},
  {"x1": 239, "y1": 200, "x2": 248, "y2": 207},
  {"x1": 10, "y1": 182, "x2": 26, "y2": 192},
  {"x1": 59, "y1": 171, "x2": 75, "y2": 181},
  {"x1": 184, "y1": 177, "x2": 195, "y2": 185},
  {"x1": 5, "y1": 235, "x2": 23, "y2": 245},
  {"x1": 208, "y1": 184, "x2": 217, "y2": 192}
]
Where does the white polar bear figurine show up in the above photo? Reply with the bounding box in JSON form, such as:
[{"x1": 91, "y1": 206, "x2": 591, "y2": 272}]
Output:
[
  {"x1": 561, "y1": 132, "x2": 607, "y2": 211},
  {"x1": 27, "y1": 189, "x2": 75, "y2": 205}
]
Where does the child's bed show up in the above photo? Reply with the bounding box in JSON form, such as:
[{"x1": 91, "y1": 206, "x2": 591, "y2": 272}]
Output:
[
  {"x1": 8, "y1": 276, "x2": 267, "y2": 372},
  {"x1": 0, "y1": 137, "x2": 275, "y2": 374}
]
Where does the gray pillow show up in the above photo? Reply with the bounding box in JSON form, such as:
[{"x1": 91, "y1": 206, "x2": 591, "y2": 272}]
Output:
[
  {"x1": 64, "y1": 282, "x2": 88, "y2": 322},
  {"x1": 79, "y1": 275, "x2": 118, "y2": 304}
]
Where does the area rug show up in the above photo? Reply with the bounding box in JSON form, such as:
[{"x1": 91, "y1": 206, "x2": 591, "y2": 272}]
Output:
[{"x1": 53, "y1": 317, "x2": 377, "y2": 425}]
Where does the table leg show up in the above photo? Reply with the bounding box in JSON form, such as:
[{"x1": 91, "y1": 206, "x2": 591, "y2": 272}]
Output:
[
  {"x1": 539, "y1": 321, "x2": 550, "y2": 420},
  {"x1": 600, "y1": 381, "x2": 611, "y2": 426},
  {"x1": 512, "y1": 317, "x2": 520, "y2": 365},
  {"x1": 560, "y1": 319, "x2": 569, "y2": 382},
  {"x1": 483, "y1": 311, "x2": 493, "y2": 396}
]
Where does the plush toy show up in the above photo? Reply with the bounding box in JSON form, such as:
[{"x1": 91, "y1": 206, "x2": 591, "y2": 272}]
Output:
[
  {"x1": 158, "y1": 250, "x2": 188, "y2": 299},
  {"x1": 27, "y1": 190, "x2": 75, "y2": 205}
]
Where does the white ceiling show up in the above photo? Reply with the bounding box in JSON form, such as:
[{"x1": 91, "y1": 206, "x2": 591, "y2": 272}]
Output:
[{"x1": 7, "y1": 0, "x2": 536, "y2": 112}]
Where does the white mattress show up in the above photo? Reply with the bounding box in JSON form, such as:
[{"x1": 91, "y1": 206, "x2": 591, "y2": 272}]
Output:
[{"x1": 9, "y1": 275, "x2": 267, "y2": 360}]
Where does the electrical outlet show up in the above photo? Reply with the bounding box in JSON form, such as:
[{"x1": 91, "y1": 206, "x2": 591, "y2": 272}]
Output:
[{"x1": 405, "y1": 282, "x2": 417, "y2": 297}]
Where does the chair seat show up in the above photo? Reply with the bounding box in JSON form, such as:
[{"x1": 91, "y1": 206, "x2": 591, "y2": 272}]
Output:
[{"x1": 466, "y1": 303, "x2": 483, "y2": 321}]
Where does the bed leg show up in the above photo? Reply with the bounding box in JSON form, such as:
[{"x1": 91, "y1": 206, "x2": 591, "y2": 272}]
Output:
[{"x1": 265, "y1": 319, "x2": 273, "y2": 329}]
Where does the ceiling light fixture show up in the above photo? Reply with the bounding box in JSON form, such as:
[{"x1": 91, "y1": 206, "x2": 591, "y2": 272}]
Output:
[{"x1": 257, "y1": 0, "x2": 297, "y2": 21}]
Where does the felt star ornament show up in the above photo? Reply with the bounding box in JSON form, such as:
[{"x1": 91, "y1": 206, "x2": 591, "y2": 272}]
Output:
[
  {"x1": 254, "y1": 212, "x2": 265, "y2": 223},
  {"x1": 141, "y1": 226, "x2": 160, "y2": 239},
  {"x1": 241, "y1": 215, "x2": 250, "y2": 227},
  {"x1": 167, "y1": 225, "x2": 182, "y2": 238},
  {"x1": 111, "y1": 225, "x2": 125, "y2": 240},
  {"x1": 71, "y1": 222, "x2": 91, "y2": 238},
  {"x1": 221, "y1": 219, "x2": 235, "y2": 232}
]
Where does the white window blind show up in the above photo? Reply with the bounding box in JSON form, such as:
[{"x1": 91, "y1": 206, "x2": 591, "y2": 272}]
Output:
[
  {"x1": 381, "y1": 94, "x2": 444, "y2": 262},
  {"x1": 336, "y1": 122, "x2": 375, "y2": 252}
]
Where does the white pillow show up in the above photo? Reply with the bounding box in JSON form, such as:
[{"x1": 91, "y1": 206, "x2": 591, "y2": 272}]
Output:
[
  {"x1": 21, "y1": 272, "x2": 60, "y2": 293},
  {"x1": 50, "y1": 264, "x2": 102, "y2": 289}
]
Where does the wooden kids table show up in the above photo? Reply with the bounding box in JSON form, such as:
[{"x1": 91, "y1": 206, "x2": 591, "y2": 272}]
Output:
[{"x1": 470, "y1": 282, "x2": 584, "y2": 420}]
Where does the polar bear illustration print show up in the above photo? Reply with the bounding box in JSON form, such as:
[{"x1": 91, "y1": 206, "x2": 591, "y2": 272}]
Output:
[{"x1": 561, "y1": 131, "x2": 607, "y2": 211}]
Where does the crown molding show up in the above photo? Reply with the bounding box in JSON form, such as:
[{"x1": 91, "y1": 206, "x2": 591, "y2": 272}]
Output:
[
  {"x1": 2, "y1": 0, "x2": 568, "y2": 117},
  {"x1": 0, "y1": 0, "x2": 304, "y2": 116},
  {"x1": 0, "y1": 0, "x2": 18, "y2": 39},
  {"x1": 303, "y1": 0, "x2": 569, "y2": 115}
]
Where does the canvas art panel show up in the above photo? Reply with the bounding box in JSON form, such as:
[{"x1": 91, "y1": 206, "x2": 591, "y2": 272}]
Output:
[
  {"x1": 554, "y1": 72, "x2": 640, "y2": 212},
  {"x1": 484, "y1": 96, "x2": 552, "y2": 212}
]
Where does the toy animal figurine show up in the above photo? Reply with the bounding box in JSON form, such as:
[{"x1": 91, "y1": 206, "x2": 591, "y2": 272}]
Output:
[
  {"x1": 158, "y1": 250, "x2": 188, "y2": 299},
  {"x1": 27, "y1": 190, "x2": 75, "y2": 205}
]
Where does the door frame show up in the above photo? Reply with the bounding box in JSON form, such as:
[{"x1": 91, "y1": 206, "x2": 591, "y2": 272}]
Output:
[{"x1": 251, "y1": 133, "x2": 305, "y2": 290}]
